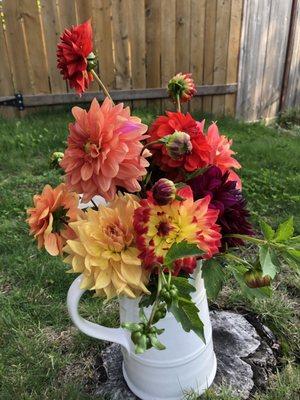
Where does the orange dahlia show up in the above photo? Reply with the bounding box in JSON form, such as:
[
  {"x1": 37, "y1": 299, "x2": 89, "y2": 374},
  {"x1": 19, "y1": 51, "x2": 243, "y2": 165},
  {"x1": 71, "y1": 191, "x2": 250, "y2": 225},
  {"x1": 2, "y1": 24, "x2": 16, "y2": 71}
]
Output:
[
  {"x1": 60, "y1": 98, "x2": 150, "y2": 202},
  {"x1": 63, "y1": 193, "x2": 150, "y2": 299},
  {"x1": 27, "y1": 184, "x2": 80, "y2": 256},
  {"x1": 133, "y1": 186, "x2": 221, "y2": 269}
]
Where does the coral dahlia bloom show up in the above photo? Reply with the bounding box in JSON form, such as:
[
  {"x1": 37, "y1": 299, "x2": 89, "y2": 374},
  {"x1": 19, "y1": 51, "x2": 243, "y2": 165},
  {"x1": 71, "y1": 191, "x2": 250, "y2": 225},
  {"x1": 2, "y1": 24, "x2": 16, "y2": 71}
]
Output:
[
  {"x1": 57, "y1": 19, "x2": 94, "y2": 94},
  {"x1": 133, "y1": 186, "x2": 221, "y2": 270},
  {"x1": 27, "y1": 184, "x2": 80, "y2": 256},
  {"x1": 148, "y1": 112, "x2": 211, "y2": 174},
  {"x1": 63, "y1": 193, "x2": 150, "y2": 299},
  {"x1": 203, "y1": 122, "x2": 242, "y2": 189},
  {"x1": 60, "y1": 98, "x2": 150, "y2": 202}
]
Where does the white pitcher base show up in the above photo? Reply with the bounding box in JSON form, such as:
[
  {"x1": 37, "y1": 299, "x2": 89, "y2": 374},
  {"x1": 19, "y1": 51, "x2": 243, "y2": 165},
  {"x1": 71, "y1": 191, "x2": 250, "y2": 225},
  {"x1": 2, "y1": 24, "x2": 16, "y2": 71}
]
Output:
[{"x1": 122, "y1": 355, "x2": 217, "y2": 400}]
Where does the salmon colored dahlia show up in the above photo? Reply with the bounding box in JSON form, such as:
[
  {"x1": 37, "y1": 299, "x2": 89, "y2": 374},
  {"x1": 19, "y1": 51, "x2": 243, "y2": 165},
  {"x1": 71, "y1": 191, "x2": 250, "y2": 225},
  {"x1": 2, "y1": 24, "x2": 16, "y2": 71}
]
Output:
[
  {"x1": 27, "y1": 184, "x2": 80, "y2": 256},
  {"x1": 60, "y1": 97, "x2": 150, "y2": 202},
  {"x1": 133, "y1": 186, "x2": 221, "y2": 269},
  {"x1": 202, "y1": 122, "x2": 241, "y2": 188},
  {"x1": 148, "y1": 111, "x2": 211, "y2": 174},
  {"x1": 63, "y1": 193, "x2": 150, "y2": 299},
  {"x1": 57, "y1": 19, "x2": 94, "y2": 94}
]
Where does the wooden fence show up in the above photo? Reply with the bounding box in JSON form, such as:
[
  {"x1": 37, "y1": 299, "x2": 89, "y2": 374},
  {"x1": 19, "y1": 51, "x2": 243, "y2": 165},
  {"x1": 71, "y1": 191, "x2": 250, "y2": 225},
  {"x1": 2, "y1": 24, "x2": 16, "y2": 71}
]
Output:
[{"x1": 0, "y1": 0, "x2": 299, "y2": 120}]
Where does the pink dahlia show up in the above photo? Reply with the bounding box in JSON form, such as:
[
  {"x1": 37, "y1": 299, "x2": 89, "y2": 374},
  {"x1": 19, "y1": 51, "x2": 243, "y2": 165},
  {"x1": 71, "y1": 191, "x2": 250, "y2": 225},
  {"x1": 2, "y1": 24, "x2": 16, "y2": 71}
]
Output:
[
  {"x1": 203, "y1": 122, "x2": 241, "y2": 188},
  {"x1": 60, "y1": 98, "x2": 150, "y2": 202}
]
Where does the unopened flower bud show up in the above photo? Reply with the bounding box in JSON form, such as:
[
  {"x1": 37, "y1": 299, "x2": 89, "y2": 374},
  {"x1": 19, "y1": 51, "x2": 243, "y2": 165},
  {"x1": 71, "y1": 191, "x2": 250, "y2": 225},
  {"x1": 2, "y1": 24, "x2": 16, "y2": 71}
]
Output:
[
  {"x1": 164, "y1": 131, "x2": 192, "y2": 160},
  {"x1": 167, "y1": 72, "x2": 196, "y2": 103},
  {"x1": 244, "y1": 270, "x2": 271, "y2": 288},
  {"x1": 152, "y1": 178, "x2": 176, "y2": 205},
  {"x1": 87, "y1": 52, "x2": 97, "y2": 71},
  {"x1": 50, "y1": 151, "x2": 64, "y2": 169}
]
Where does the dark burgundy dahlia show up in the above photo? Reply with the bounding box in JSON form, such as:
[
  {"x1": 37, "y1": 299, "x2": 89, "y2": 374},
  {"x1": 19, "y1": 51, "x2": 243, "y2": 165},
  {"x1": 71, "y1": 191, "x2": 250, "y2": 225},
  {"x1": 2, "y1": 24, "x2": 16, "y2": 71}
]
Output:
[{"x1": 188, "y1": 166, "x2": 253, "y2": 247}]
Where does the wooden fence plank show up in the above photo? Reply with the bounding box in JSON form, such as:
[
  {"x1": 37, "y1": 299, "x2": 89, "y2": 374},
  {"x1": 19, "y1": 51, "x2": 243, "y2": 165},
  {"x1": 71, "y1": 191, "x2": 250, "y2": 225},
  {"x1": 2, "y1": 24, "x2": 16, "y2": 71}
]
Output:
[
  {"x1": 212, "y1": 0, "x2": 231, "y2": 116},
  {"x1": 112, "y1": 0, "x2": 130, "y2": 90},
  {"x1": 161, "y1": 0, "x2": 176, "y2": 110},
  {"x1": 21, "y1": 0, "x2": 50, "y2": 94},
  {"x1": 176, "y1": 0, "x2": 191, "y2": 113},
  {"x1": 2, "y1": 0, "x2": 33, "y2": 93},
  {"x1": 284, "y1": 0, "x2": 300, "y2": 109},
  {"x1": 40, "y1": 0, "x2": 66, "y2": 93},
  {"x1": 75, "y1": 0, "x2": 93, "y2": 23},
  {"x1": 0, "y1": 18, "x2": 16, "y2": 117},
  {"x1": 176, "y1": 0, "x2": 191, "y2": 73},
  {"x1": 203, "y1": 0, "x2": 217, "y2": 114},
  {"x1": 189, "y1": 0, "x2": 206, "y2": 114},
  {"x1": 237, "y1": 0, "x2": 272, "y2": 121},
  {"x1": 57, "y1": 0, "x2": 78, "y2": 28},
  {"x1": 260, "y1": 0, "x2": 292, "y2": 120},
  {"x1": 225, "y1": 0, "x2": 243, "y2": 116},
  {"x1": 128, "y1": 0, "x2": 146, "y2": 108},
  {"x1": 145, "y1": 0, "x2": 162, "y2": 112},
  {"x1": 92, "y1": 0, "x2": 115, "y2": 89}
]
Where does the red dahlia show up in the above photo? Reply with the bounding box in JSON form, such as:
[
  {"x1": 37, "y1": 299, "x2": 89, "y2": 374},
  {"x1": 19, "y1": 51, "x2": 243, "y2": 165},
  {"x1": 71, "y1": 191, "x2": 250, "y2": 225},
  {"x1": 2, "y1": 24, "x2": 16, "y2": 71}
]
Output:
[
  {"x1": 57, "y1": 19, "x2": 94, "y2": 94},
  {"x1": 148, "y1": 111, "x2": 211, "y2": 175}
]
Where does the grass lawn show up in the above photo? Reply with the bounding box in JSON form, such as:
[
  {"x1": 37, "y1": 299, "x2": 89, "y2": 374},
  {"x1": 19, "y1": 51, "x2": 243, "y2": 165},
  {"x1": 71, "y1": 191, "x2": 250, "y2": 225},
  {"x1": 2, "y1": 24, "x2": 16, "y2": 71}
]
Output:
[{"x1": 0, "y1": 106, "x2": 299, "y2": 399}]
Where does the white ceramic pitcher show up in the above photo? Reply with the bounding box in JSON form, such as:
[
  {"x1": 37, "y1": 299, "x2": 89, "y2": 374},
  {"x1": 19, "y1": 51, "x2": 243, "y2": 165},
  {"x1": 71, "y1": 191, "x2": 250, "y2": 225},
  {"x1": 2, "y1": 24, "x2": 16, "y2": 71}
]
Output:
[{"x1": 67, "y1": 262, "x2": 217, "y2": 400}]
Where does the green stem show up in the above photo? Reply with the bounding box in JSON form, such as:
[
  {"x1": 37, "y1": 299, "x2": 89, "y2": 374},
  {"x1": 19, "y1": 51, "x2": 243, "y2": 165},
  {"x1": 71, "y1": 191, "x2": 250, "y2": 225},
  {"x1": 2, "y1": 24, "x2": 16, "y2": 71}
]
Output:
[
  {"x1": 224, "y1": 234, "x2": 267, "y2": 245},
  {"x1": 91, "y1": 69, "x2": 114, "y2": 103},
  {"x1": 224, "y1": 252, "x2": 252, "y2": 267},
  {"x1": 140, "y1": 140, "x2": 161, "y2": 157},
  {"x1": 176, "y1": 94, "x2": 181, "y2": 112},
  {"x1": 148, "y1": 271, "x2": 162, "y2": 327}
]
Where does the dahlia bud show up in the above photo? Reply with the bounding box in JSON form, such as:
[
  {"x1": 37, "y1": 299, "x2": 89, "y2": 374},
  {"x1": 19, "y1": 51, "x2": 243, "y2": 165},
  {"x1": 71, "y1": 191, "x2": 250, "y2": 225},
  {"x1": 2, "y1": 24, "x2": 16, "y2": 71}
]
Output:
[
  {"x1": 87, "y1": 52, "x2": 97, "y2": 71},
  {"x1": 152, "y1": 178, "x2": 176, "y2": 205},
  {"x1": 163, "y1": 131, "x2": 193, "y2": 160},
  {"x1": 49, "y1": 151, "x2": 64, "y2": 169},
  {"x1": 244, "y1": 270, "x2": 271, "y2": 289},
  {"x1": 167, "y1": 72, "x2": 196, "y2": 103}
]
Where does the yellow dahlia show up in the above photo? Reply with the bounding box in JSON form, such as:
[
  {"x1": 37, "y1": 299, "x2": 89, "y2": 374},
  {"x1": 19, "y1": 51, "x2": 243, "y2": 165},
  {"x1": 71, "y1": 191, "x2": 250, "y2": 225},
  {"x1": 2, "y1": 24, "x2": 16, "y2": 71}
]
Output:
[{"x1": 63, "y1": 193, "x2": 150, "y2": 299}]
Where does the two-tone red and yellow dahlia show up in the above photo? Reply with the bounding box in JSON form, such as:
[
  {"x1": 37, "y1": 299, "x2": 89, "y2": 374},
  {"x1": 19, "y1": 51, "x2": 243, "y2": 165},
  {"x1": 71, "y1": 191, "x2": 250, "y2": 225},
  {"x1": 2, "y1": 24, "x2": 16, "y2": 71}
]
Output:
[
  {"x1": 60, "y1": 98, "x2": 150, "y2": 202},
  {"x1": 148, "y1": 111, "x2": 210, "y2": 175},
  {"x1": 57, "y1": 19, "x2": 94, "y2": 94},
  {"x1": 133, "y1": 186, "x2": 221, "y2": 269},
  {"x1": 27, "y1": 183, "x2": 81, "y2": 256}
]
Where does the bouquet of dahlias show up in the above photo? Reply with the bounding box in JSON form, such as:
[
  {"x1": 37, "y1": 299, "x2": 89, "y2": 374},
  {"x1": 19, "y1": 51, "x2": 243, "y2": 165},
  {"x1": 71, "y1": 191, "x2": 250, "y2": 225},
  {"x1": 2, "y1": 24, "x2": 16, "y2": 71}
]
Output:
[{"x1": 27, "y1": 20, "x2": 299, "y2": 354}]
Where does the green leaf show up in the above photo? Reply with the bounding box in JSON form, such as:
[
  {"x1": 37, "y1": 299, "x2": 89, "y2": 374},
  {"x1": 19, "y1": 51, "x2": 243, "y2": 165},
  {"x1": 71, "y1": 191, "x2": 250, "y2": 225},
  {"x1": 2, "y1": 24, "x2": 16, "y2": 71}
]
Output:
[
  {"x1": 121, "y1": 323, "x2": 142, "y2": 332},
  {"x1": 170, "y1": 297, "x2": 205, "y2": 342},
  {"x1": 185, "y1": 167, "x2": 208, "y2": 181},
  {"x1": 164, "y1": 241, "x2": 204, "y2": 266},
  {"x1": 259, "y1": 245, "x2": 278, "y2": 279},
  {"x1": 170, "y1": 276, "x2": 196, "y2": 298},
  {"x1": 285, "y1": 249, "x2": 300, "y2": 264},
  {"x1": 149, "y1": 334, "x2": 166, "y2": 350},
  {"x1": 274, "y1": 217, "x2": 294, "y2": 243},
  {"x1": 260, "y1": 220, "x2": 275, "y2": 241},
  {"x1": 233, "y1": 268, "x2": 273, "y2": 299},
  {"x1": 139, "y1": 308, "x2": 148, "y2": 324},
  {"x1": 202, "y1": 259, "x2": 226, "y2": 300}
]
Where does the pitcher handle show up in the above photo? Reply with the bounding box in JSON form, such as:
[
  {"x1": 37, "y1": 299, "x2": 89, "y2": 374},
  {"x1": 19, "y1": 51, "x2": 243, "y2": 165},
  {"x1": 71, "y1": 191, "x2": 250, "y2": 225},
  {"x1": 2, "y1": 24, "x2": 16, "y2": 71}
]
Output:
[{"x1": 67, "y1": 274, "x2": 130, "y2": 352}]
